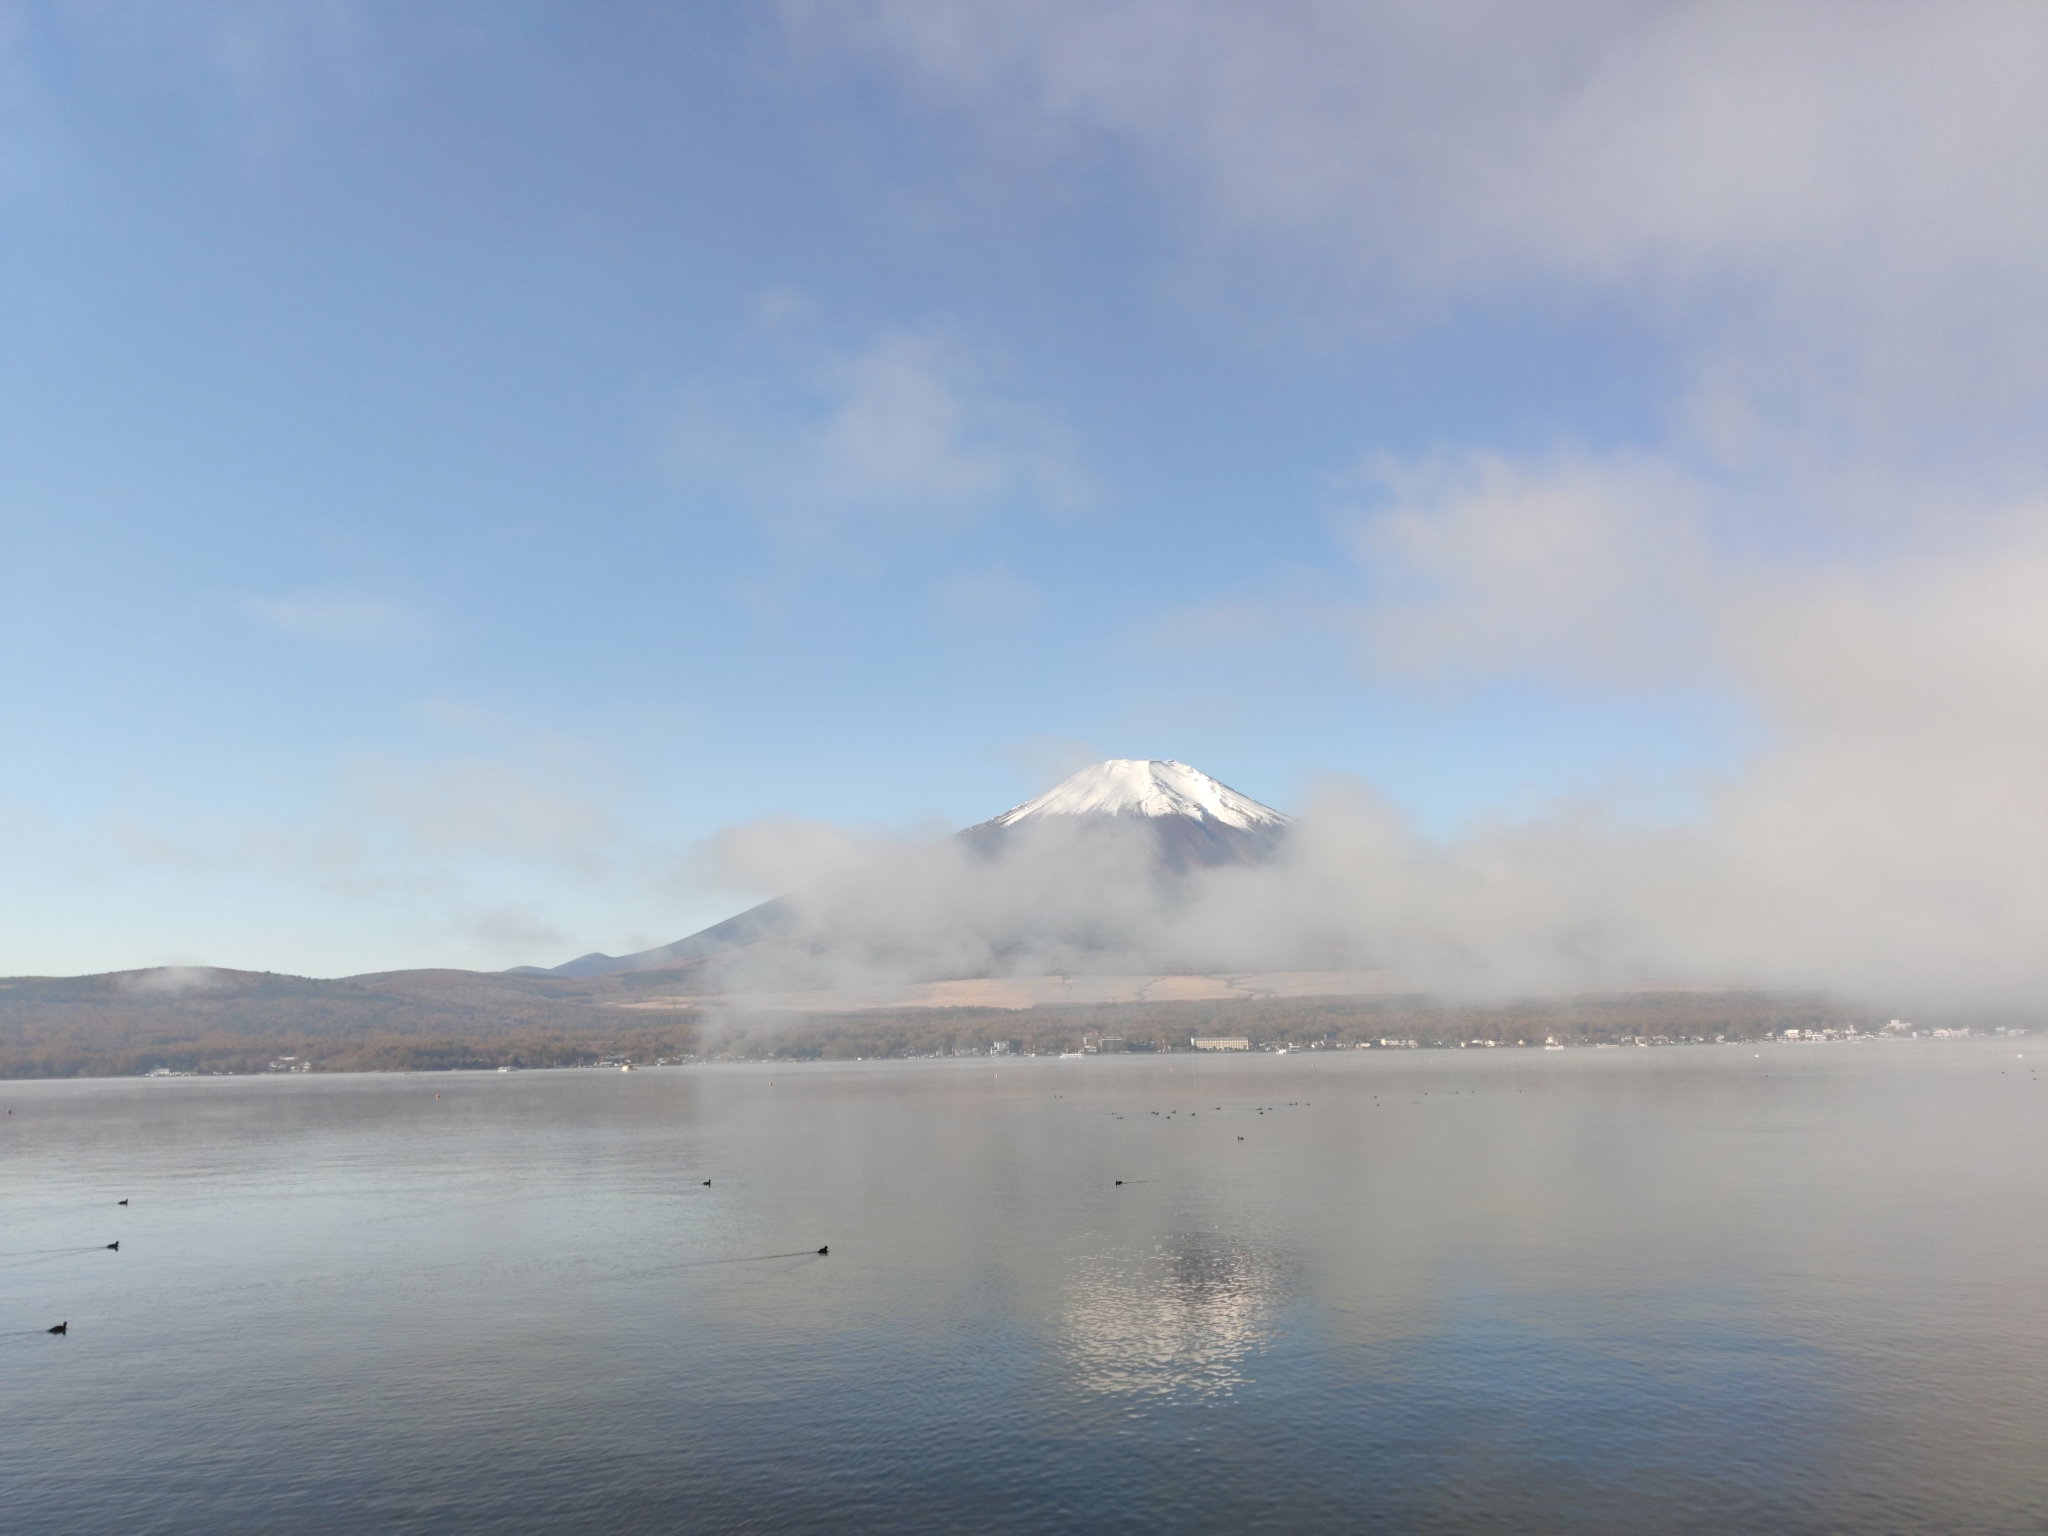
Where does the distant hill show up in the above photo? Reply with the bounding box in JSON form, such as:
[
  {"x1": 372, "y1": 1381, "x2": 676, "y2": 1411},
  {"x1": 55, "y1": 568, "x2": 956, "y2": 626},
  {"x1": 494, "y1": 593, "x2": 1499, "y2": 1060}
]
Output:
[{"x1": 0, "y1": 965, "x2": 699, "y2": 1077}]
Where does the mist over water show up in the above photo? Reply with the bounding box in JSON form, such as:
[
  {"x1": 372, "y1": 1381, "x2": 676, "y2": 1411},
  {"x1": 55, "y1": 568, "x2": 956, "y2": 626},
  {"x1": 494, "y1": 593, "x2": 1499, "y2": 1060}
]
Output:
[
  {"x1": 696, "y1": 764, "x2": 2048, "y2": 1015},
  {"x1": 5, "y1": 1043, "x2": 2043, "y2": 1534}
]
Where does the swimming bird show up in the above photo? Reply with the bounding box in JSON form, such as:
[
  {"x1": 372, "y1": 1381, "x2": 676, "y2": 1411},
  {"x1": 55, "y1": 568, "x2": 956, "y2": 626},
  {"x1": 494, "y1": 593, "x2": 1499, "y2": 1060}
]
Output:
[
  {"x1": 702, "y1": 1180, "x2": 711, "y2": 1186},
  {"x1": 107, "y1": 1242, "x2": 118, "y2": 1252},
  {"x1": 118, "y1": 1199, "x2": 128, "y2": 1206},
  {"x1": 816, "y1": 1246, "x2": 828, "y2": 1255},
  {"x1": 48, "y1": 1321, "x2": 66, "y2": 1334},
  {"x1": 1115, "y1": 1180, "x2": 1123, "y2": 1186}
]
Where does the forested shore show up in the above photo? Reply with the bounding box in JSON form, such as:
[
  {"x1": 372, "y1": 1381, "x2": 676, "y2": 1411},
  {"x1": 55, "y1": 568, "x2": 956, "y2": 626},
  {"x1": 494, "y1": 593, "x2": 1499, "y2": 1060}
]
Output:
[{"x1": 0, "y1": 967, "x2": 1879, "y2": 1077}]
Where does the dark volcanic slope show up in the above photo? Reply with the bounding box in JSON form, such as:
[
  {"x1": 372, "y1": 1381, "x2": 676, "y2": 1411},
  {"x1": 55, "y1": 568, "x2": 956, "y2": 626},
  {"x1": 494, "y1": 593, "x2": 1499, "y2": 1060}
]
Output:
[
  {"x1": 536, "y1": 898, "x2": 794, "y2": 979},
  {"x1": 955, "y1": 809, "x2": 1288, "y2": 872}
]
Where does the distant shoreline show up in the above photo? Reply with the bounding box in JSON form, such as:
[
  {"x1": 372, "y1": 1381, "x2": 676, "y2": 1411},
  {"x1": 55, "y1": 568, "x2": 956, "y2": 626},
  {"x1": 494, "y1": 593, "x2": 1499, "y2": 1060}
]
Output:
[
  {"x1": 3, "y1": 971, "x2": 2016, "y2": 1078},
  {"x1": 4, "y1": 1027, "x2": 2020, "y2": 1082}
]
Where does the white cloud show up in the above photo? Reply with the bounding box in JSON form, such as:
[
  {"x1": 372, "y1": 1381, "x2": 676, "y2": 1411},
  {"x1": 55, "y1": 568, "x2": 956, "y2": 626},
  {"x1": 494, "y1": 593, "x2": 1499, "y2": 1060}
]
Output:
[
  {"x1": 115, "y1": 964, "x2": 230, "y2": 995},
  {"x1": 247, "y1": 590, "x2": 422, "y2": 645},
  {"x1": 787, "y1": 1, "x2": 2047, "y2": 289},
  {"x1": 814, "y1": 331, "x2": 1010, "y2": 505},
  {"x1": 1349, "y1": 458, "x2": 2048, "y2": 1001},
  {"x1": 784, "y1": 0, "x2": 2048, "y2": 463},
  {"x1": 691, "y1": 816, "x2": 890, "y2": 900},
  {"x1": 684, "y1": 446, "x2": 2047, "y2": 1010},
  {"x1": 1337, "y1": 450, "x2": 1718, "y2": 688},
  {"x1": 1, "y1": 0, "x2": 413, "y2": 174},
  {"x1": 667, "y1": 322, "x2": 1088, "y2": 535},
  {"x1": 761, "y1": 0, "x2": 2042, "y2": 1008}
]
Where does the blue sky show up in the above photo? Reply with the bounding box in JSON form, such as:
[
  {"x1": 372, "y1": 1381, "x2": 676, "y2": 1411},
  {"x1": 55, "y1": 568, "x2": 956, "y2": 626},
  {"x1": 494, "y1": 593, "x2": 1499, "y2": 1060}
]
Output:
[{"x1": 2, "y1": 2, "x2": 2042, "y2": 984}]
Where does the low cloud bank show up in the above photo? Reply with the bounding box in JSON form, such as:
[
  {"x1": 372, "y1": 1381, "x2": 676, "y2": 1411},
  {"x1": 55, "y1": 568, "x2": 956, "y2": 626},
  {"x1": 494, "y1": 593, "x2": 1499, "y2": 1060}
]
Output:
[{"x1": 699, "y1": 497, "x2": 2047, "y2": 1014}]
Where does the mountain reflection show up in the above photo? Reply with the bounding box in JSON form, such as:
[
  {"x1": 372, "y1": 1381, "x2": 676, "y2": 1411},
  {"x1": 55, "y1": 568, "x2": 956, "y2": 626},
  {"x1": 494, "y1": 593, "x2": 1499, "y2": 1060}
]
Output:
[{"x1": 1058, "y1": 1233, "x2": 1286, "y2": 1399}]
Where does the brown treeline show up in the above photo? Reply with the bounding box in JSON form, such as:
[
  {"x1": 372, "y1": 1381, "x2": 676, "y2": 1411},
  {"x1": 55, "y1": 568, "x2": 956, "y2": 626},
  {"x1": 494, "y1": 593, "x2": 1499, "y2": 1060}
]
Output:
[
  {"x1": 0, "y1": 967, "x2": 695, "y2": 1078},
  {"x1": 0, "y1": 964, "x2": 1869, "y2": 1077}
]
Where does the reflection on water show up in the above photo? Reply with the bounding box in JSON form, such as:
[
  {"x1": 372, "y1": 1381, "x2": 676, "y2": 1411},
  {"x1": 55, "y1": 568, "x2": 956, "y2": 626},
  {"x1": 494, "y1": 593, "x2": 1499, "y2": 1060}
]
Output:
[
  {"x1": 1, "y1": 1046, "x2": 2043, "y2": 1535},
  {"x1": 1059, "y1": 1233, "x2": 1287, "y2": 1399}
]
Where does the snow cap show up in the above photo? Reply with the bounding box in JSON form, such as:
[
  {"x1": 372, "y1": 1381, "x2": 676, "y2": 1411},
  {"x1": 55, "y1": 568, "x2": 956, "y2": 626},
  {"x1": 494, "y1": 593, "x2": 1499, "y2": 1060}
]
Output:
[{"x1": 991, "y1": 759, "x2": 1289, "y2": 831}]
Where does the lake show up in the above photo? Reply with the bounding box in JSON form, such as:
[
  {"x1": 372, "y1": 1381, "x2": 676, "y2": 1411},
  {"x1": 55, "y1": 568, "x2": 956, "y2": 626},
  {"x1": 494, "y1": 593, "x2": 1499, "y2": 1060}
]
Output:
[{"x1": 3, "y1": 1041, "x2": 2043, "y2": 1534}]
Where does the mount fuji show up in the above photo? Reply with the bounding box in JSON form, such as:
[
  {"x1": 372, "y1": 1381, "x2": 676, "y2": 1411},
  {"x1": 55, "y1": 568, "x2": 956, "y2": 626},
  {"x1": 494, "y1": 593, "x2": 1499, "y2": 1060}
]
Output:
[
  {"x1": 958, "y1": 758, "x2": 1291, "y2": 870},
  {"x1": 531, "y1": 759, "x2": 1290, "y2": 979}
]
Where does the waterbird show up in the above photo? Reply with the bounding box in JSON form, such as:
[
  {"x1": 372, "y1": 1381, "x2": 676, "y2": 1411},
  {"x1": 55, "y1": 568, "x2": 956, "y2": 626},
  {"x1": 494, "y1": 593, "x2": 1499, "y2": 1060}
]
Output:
[
  {"x1": 118, "y1": 1199, "x2": 128, "y2": 1206},
  {"x1": 48, "y1": 1322, "x2": 66, "y2": 1334},
  {"x1": 1115, "y1": 1180, "x2": 1123, "y2": 1186},
  {"x1": 702, "y1": 1180, "x2": 711, "y2": 1186},
  {"x1": 108, "y1": 1242, "x2": 118, "y2": 1251},
  {"x1": 817, "y1": 1246, "x2": 828, "y2": 1255}
]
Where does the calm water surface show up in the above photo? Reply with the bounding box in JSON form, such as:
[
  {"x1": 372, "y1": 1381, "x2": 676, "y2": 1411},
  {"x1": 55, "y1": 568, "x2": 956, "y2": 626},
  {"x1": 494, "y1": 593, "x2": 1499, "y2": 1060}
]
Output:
[{"x1": 3, "y1": 1043, "x2": 2044, "y2": 1534}]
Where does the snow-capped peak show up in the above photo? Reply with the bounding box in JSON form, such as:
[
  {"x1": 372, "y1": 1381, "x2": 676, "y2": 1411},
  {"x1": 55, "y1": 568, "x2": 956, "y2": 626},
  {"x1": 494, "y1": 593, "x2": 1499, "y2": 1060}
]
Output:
[{"x1": 991, "y1": 759, "x2": 1290, "y2": 831}]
